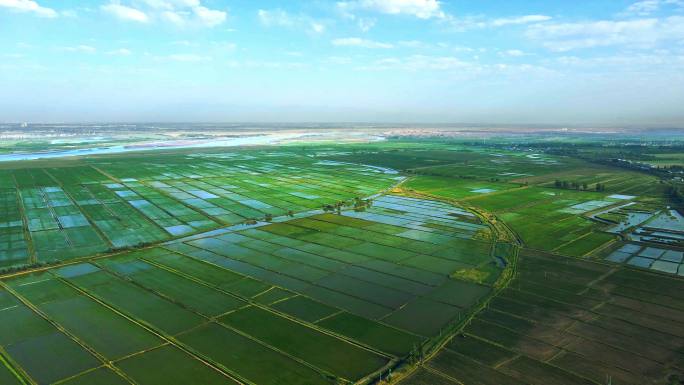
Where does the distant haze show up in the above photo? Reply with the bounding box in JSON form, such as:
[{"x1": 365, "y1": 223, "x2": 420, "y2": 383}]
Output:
[{"x1": 1, "y1": 0, "x2": 683, "y2": 126}]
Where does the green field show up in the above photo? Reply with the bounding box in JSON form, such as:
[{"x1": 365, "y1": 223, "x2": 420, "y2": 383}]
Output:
[
  {"x1": 0, "y1": 146, "x2": 505, "y2": 384},
  {"x1": 0, "y1": 150, "x2": 402, "y2": 267},
  {"x1": 397, "y1": 161, "x2": 656, "y2": 257},
  {"x1": 0, "y1": 138, "x2": 682, "y2": 385}
]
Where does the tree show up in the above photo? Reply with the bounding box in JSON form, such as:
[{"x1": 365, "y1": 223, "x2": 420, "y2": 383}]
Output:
[{"x1": 582, "y1": 182, "x2": 588, "y2": 190}]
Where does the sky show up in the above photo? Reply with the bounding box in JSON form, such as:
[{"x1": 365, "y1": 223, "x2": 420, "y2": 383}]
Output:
[{"x1": 1, "y1": 0, "x2": 684, "y2": 126}]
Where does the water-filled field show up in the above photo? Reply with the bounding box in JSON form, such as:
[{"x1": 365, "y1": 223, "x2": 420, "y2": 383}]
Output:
[
  {"x1": 0, "y1": 147, "x2": 504, "y2": 385},
  {"x1": 0, "y1": 139, "x2": 682, "y2": 385},
  {"x1": 0, "y1": 151, "x2": 401, "y2": 268}
]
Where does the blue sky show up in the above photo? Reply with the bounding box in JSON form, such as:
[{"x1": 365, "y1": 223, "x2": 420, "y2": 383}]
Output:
[{"x1": 1, "y1": 0, "x2": 683, "y2": 125}]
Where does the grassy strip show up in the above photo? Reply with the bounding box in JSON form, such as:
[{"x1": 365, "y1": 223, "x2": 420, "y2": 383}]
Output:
[{"x1": 0, "y1": 348, "x2": 32, "y2": 385}]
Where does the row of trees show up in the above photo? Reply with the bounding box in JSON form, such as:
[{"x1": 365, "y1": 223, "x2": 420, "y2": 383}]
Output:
[
  {"x1": 0, "y1": 259, "x2": 60, "y2": 275},
  {"x1": 668, "y1": 184, "x2": 683, "y2": 205},
  {"x1": 322, "y1": 197, "x2": 374, "y2": 213},
  {"x1": 254, "y1": 197, "x2": 374, "y2": 224},
  {"x1": 656, "y1": 164, "x2": 684, "y2": 171},
  {"x1": 553, "y1": 180, "x2": 606, "y2": 191},
  {"x1": 666, "y1": 184, "x2": 684, "y2": 216}
]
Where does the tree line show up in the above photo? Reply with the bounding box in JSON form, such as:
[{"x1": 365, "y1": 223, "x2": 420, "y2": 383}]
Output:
[
  {"x1": 554, "y1": 180, "x2": 606, "y2": 191},
  {"x1": 668, "y1": 184, "x2": 684, "y2": 207}
]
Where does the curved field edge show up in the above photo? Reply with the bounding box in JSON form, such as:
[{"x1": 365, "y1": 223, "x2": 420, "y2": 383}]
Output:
[
  {"x1": 388, "y1": 181, "x2": 684, "y2": 385},
  {"x1": 390, "y1": 193, "x2": 684, "y2": 385},
  {"x1": 363, "y1": 184, "x2": 521, "y2": 385}
]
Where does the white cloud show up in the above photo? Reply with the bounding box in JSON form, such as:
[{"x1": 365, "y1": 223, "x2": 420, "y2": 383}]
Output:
[
  {"x1": 258, "y1": 9, "x2": 294, "y2": 27},
  {"x1": 161, "y1": 10, "x2": 184, "y2": 25},
  {"x1": 325, "y1": 56, "x2": 353, "y2": 65},
  {"x1": 59, "y1": 45, "x2": 97, "y2": 53},
  {"x1": 311, "y1": 21, "x2": 326, "y2": 33},
  {"x1": 142, "y1": 0, "x2": 173, "y2": 9},
  {"x1": 258, "y1": 9, "x2": 326, "y2": 34},
  {"x1": 169, "y1": 0, "x2": 201, "y2": 7},
  {"x1": 144, "y1": 0, "x2": 201, "y2": 9},
  {"x1": 338, "y1": 0, "x2": 445, "y2": 19},
  {"x1": 171, "y1": 40, "x2": 196, "y2": 46},
  {"x1": 167, "y1": 53, "x2": 210, "y2": 62},
  {"x1": 101, "y1": 2, "x2": 149, "y2": 23},
  {"x1": 193, "y1": 5, "x2": 226, "y2": 27},
  {"x1": 625, "y1": 0, "x2": 662, "y2": 15},
  {"x1": 554, "y1": 53, "x2": 684, "y2": 68},
  {"x1": 214, "y1": 41, "x2": 237, "y2": 51},
  {"x1": 107, "y1": 48, "x2": 132, "y2": 56},
  {"x1": 352, "y1": 54, "x2": 557, "y2": 79},
  {"x1": 102, "y1": 1, "x2": 226, "y2": 27},
  {"x1": 527, "y1": 16, "x2": 684, "y2": 51},
  {"x1": 398, "y1": 40, "x2": 425, "y2": 48},
  {"x1": 332, "y1": 37, "x2": 394, "y2": 48},
  {"x1": 0, "y1": 0, "x2": 57, "y2": 18},
  {"x1": 358, "y1": 18, "x2": 376, "y2": 32},
  {"x1": 444, "y1": 14, "x2": 552, "y2": 31},
  {"x1": 226, "y1": 60, "x2": 308, "y2": 70},
  {"x1": 491, "y1": 15, "x2": 552, "y2": 27},
  {"x1": 358, "y1": 55, "x2": 472, "y2": 71},
  {"x1": 500, "y1": 49, "x2": 526, "y2": 57},
  {"x1": 622, "y1": 0, "x2": 683, "y2": 16}
]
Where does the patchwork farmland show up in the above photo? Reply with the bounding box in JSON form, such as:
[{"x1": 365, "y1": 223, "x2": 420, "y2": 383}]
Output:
[
  {"x1": 0, "y1": 152, "x2": 401, "y2": 267},
  {"x1": 0, "y1": 139, "x2": 682, "y2": 385},
  {"x1": 0, "y1": 147, "x2": 510, "y2": 385}
]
